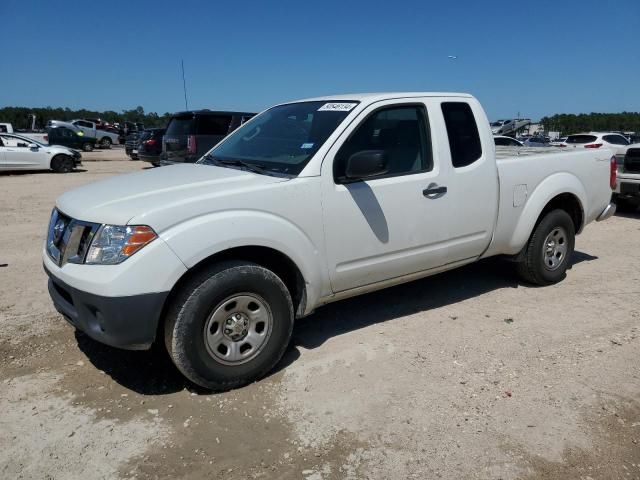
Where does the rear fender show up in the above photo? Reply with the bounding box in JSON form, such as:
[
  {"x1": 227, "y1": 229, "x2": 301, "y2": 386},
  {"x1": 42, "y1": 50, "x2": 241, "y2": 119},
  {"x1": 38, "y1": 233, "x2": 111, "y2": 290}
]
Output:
[{"x1": 508, "y1": 173, "x2": 587, "y2": 253}]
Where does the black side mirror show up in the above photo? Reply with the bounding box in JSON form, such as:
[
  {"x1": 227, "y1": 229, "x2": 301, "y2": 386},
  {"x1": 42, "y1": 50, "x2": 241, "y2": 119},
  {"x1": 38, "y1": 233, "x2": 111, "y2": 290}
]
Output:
[{"x1": 344, "y1": 150, "x2": 388, "y2": 181}]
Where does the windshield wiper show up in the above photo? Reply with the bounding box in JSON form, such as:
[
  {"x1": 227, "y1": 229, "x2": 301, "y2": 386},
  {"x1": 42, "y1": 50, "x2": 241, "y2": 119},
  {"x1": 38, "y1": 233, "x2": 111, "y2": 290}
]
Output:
[{"x1": 203, "y1": 155, "x2": 269, "y2": 175}]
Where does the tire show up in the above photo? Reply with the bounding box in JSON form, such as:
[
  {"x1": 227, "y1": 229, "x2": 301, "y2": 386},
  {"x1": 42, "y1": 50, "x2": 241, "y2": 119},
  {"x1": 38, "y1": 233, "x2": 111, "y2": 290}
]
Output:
[
  {"x1": 51, "y1": 154, "x2": 74, "y2": 173},
  {"x1": 164, "y1": 261, "x2": 294, "y2": 391},
  {"x1": 516, "y1": 209, "x2": 575, "y2": 286},
  {"x1": 100, "y1": 137, "x2": 112, "y2": 149},
  {"x1": 82, "y1": 142, "x2": 94, "y2": 152},
  {"x1": 151, "y1": 162, "x2": 161, "y2": 167}
]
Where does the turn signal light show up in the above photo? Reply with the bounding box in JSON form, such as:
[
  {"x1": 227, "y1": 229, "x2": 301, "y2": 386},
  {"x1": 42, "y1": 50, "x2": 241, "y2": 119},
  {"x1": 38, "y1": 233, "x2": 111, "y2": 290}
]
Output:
[{"x1": 121, "y1": 226, "x2": 158, "y2": 256}]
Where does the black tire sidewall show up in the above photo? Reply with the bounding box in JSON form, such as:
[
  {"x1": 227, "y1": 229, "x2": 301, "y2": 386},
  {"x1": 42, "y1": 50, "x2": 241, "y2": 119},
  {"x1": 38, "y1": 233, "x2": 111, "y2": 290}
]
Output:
[
  {"x1": 168, "y1": 263, "x2": 294, "y2": 390},
  {"x1": 83, "y1": 143, "x2": 93, "y2": 152},
  {"x1": 529, "y1": 209, "x2": 575, "y2": 284},
  {"x1": 51, "y1": 155, "x2": 72, "y2": 173}
]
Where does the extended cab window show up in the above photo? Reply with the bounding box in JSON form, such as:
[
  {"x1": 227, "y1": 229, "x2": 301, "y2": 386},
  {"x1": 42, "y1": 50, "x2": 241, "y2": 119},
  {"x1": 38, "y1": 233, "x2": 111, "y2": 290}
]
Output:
[
  {"x1": 441, "y1": 102, "x2": 482, "y2": 168},
  {"x1": 334, "y1": 105, "x2": 432, "y2": 180},
  {"x1": 197, "y1": 115, "x2": 232, "y2": 136}
]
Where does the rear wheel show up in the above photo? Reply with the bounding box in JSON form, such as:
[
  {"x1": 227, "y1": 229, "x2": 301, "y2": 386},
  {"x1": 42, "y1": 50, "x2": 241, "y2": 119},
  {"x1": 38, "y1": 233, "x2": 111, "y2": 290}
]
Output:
[
  {"x1": 82, "y1": 142, "x2": 94, "y2": 152},
  {"x1": 51, "y1": 154, "x2": 74, "y2": 173},
  {"x1": 517, "y1": 209, "x2": 575, "y2": 285},
  {"x1": 164, "y1": 261, "x2": 294, "y2": 391},
  {"x1": 100, "y1": 137, "x2": 112, "y2": 149}
]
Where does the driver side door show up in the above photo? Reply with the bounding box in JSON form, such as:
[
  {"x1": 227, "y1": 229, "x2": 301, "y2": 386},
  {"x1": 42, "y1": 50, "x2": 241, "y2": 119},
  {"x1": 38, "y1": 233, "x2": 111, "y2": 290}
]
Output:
[
  {"x1": 320, "y1": 99, "x2": 452, "y2": 293},
  {"x1": 2, "y1": 137, "x2": 46, "y2": 169}
]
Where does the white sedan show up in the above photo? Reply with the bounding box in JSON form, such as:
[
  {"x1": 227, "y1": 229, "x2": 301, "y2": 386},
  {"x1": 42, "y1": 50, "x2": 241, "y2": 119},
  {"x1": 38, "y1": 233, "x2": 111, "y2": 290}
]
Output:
[
  {"x1": 494, "y1": 135, "x2": 524, "y2": 147},
  {"x1": 0, "y1": 134, "x2": 82, "y2": 173}
]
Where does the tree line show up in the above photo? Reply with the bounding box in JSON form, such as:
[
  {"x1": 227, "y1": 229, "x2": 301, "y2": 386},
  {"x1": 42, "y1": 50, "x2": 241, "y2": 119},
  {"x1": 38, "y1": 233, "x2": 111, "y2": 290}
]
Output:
[
  {"x1": 3, "y1": 105, "x2": 640, "y2": 135},
  {"x1": 0, "y1": 106, "x2": 172, "y2": 130},
  {"x1": 540, "y1": 112, "x2": 640, "y2": 135}
]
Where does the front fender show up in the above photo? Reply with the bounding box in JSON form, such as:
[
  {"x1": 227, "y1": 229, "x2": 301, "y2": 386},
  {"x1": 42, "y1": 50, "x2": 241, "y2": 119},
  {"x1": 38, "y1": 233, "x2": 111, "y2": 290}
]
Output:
[
  {"x1": 160, "y1": 209, "x2": 326, "y2": 311},
  {"x1": 508, "y1": 172, "x2": 587, "y2": 253}
]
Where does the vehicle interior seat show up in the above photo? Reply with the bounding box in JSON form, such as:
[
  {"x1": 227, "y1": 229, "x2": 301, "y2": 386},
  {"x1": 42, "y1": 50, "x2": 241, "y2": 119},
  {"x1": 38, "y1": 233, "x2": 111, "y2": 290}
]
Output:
[{"x1": 380, "y1": 120, "x2": 422, "y2": 174}]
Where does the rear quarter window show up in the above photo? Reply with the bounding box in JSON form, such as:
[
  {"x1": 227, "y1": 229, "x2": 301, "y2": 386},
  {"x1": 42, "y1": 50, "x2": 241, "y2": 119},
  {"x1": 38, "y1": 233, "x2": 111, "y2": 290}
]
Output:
[
  {"x1": 166, "y1": 116, "x2": 195, "y2": 136},
  {"x1": 566, "y1": 135, "x2": 597, "y2": 144},
  {"x1": 441, "y1": 102, "x2": 482, "y2": 168},
  {"x1": 603, "y1": 134, "x2": 629, "y2": 146},
  {"x1": 196, "y1": 115, "x2": 232, "y2": 135}
]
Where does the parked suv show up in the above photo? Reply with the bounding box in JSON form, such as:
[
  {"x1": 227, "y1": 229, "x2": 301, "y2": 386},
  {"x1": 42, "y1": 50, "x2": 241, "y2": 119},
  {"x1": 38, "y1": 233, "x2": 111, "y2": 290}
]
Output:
[
  {"x1": 138, "y1": 128, "x2": 166, "y2": 166},
  {"x1": 161, "y1": 110, "x2": 254, "y2": 165},
  {"x1": 562, "y1": 132, "x2": 630, "y2": 149},
  {"x1": 125, "y1": 128, "x2": 150, "y2": 159}
]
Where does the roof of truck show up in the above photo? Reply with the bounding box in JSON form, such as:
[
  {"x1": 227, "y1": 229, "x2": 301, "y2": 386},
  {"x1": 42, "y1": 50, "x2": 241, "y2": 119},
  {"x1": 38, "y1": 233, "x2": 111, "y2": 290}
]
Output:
[{"x1": 293, "y1": 92, "x2": 473, "y2": 103}]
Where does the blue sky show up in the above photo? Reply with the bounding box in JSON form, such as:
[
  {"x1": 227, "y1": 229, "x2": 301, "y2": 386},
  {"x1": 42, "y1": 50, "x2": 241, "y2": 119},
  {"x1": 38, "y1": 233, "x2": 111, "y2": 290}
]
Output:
[{"x1": 1, "y1": 0, "x2": 638, "y2": 121}]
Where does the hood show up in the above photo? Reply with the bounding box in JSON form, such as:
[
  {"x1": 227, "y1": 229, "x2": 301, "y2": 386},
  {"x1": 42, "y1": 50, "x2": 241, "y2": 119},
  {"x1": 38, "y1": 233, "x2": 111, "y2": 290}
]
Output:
[
  {"x1": 56, "y1": 164, "x2": 288, "y2": 227},
  {"x1": 47, "y1": 144, "x2": 80, "y2": 156}
]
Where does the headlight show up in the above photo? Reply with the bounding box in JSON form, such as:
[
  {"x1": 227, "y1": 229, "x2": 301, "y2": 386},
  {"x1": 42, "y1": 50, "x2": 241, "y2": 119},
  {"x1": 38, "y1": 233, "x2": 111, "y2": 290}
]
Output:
[{"x1": 85, "y1": 225, "x2": 157, "y2": 265}]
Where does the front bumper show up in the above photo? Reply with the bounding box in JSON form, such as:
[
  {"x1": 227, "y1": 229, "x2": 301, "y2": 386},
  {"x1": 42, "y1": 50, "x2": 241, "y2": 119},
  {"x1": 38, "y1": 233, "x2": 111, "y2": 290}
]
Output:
[
  {"x1": 616, "y1": 175, "x2": 640, "y2": 198},
  {"x1": 138, "y1": 153, "x2": 161, "y2": 164},
  {"x1": 45, "y1": 266, "x2": 168, "y2": 350}
]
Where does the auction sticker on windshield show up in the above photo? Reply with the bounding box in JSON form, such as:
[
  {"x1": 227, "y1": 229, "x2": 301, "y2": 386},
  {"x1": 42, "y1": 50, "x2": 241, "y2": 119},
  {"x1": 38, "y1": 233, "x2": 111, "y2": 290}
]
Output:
[{"x1": 318, "y1": 103, "x2": 357, "y2": 112}]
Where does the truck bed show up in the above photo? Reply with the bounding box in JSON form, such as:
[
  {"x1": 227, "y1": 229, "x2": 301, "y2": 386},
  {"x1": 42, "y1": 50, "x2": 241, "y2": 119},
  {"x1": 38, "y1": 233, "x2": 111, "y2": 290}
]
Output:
[
  {"x1": 484, "y1": 147, "x2": 614, "y2": 258},
  {"x1": 495, "y1": 146, "x2": 566, "y2": 159}
]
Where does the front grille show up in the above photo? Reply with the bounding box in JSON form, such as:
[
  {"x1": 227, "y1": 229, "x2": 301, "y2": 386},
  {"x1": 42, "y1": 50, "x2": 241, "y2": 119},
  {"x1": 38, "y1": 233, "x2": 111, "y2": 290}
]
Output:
[
  {"x1": 47, "y1": 209, "x2": 100, "y2": 267},
  {"x1": 624, "y1": 148, "x2": 640, "y2": 174}
]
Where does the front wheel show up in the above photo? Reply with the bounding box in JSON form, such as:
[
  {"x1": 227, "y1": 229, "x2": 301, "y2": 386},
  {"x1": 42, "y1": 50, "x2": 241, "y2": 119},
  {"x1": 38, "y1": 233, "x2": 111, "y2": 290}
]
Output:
[
  {"x1": 51, "y1": 154, "x2": 74, "y2": 173},
  {"x1": 82, "y1": 142, "x2": 94, "y2": 152},
  {"x1": 164, "y1": 261, "x2": 294, "y2": 391},
  {"x1": 516, "y1": 209, "x2": 575, "y2": 285},
  {"x1": 100, "y1": 137, "x2": 112, "y2": 148}
]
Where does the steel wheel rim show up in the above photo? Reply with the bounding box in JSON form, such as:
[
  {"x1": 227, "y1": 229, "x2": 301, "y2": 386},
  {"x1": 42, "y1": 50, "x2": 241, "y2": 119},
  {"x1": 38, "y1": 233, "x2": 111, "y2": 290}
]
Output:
[
  {"x1": 203, "y1": 293, "x2": 273, "y2": 366},
  {"x1": 542, "y1": 226, "x2": 568, "y2": 271}
]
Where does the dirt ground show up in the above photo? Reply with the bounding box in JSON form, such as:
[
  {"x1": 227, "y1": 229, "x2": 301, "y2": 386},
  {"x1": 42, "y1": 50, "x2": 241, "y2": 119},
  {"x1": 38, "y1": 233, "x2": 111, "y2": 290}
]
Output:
[{"x1": 1, "y1": 157, "x2": 639, "y2": 480}]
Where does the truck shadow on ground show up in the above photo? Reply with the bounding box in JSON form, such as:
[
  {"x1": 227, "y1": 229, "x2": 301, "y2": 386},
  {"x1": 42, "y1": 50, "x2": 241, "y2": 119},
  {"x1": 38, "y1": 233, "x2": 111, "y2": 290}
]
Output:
[
  {"x1": 74, "y1": 252, "x2": 597, "y2": 395},
  {"x1": 292, "y1": 252, "x2": 596, "y2": 351},
  {"x1": 614, "y1": 209, "x2": 640, "y2": 219}
]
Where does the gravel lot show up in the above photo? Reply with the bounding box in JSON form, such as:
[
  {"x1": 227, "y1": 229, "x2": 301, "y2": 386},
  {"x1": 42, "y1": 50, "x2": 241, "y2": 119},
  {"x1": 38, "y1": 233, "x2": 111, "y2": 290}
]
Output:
[{"x1": 1, "y1": 158, "x2": 639, "y2": 480}]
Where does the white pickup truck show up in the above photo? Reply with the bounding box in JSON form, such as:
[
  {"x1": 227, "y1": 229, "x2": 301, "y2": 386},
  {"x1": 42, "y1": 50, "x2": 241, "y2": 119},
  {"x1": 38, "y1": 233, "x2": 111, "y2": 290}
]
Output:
[
  {"x1": 43, "y1": 92, "x2": 616, "y2": 390},
  {"x1": 0, "y1": 122, "x2": 49, "y2": 144}
]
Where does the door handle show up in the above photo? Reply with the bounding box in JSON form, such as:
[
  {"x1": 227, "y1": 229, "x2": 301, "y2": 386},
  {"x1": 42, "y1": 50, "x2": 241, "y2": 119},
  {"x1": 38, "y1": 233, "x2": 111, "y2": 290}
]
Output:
[{"x1": 423, "y1": 184, "x2": 447, "y2": 197}]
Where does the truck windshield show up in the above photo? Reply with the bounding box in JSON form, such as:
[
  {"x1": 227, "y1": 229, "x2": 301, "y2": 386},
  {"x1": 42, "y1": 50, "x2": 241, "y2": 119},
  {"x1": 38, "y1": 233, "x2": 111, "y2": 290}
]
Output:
[{"x1": 199, "y1": 101, "x2": 358, "y2": 176}]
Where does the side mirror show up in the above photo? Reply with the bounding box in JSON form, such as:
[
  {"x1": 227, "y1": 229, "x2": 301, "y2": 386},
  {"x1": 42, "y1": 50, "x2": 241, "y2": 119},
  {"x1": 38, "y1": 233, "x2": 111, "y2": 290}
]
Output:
[
  {"x1": 28, "y1": 143, "x2": 39, "y2": 149},
  {"x1": 344, "y1": 150, "x2": 388, "y2": 181}
]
